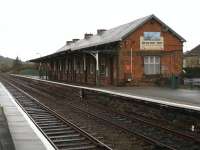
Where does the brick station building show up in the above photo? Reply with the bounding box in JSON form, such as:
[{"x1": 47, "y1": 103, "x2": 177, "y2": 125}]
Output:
[{"x1": 30, "y1": 14, "x2": 186, "y2": 86}]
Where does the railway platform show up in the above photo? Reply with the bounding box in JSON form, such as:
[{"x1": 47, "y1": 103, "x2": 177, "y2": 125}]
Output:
[
  {"x1": 101, "y1": 86, "x2": 200, "y2": 110},
  {"x1": 12, "y1": 75, "x2": 200, "y2": 111},
  {"x1": 0, "y1": 106, "x2": 15, "y2": 149},
  {"x1": 0, "y1": 82, "x2": 54, "y2": 150}
]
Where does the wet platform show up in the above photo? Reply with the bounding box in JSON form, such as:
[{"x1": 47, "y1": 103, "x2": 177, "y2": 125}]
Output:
[
  {"x1": 0, "y1": 82, "x2": 54, "y2": 150},
  {"x1": 101, "y1": 86, "x2": 200, "y2": 110},
  {"x1": 12, "y1": 74, "x2": 200, "y2": 112},
  {"x1": 0, "y1": 107, "x2": 15, "y2": 150}
]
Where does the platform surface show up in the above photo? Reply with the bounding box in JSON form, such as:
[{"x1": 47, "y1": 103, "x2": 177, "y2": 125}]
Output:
[
  {"x1": 0, "y1": 82, "x2": 54, "y2": 150},
  {"x1": 0, "y1": 107, "x2": 15, "y2": 150},
  {"x1": 12, "y1": 74, "x2": 200, "y2": 111},
  {"x1": 102, "y1": 86, "x2": 200, "y2": 108}
]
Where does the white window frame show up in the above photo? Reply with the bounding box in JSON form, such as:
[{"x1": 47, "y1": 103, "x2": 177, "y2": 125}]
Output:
[
  {"x1": 144, "y1": 56, "x2": 160, "y2": 75},
  {"x1": 90, "y1": 62, "x2": 95, "y2": 74}
]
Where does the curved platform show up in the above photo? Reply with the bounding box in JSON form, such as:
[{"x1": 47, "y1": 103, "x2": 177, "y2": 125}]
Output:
[{"x1": 0, "y1": 82, "x2": 55, "y2": 150}]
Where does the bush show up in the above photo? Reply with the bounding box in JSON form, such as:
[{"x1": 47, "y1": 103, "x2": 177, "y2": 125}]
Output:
[
  {"x1": 19, "y1": 68, "x2": 39, "y2": 76},
  {"x1": 183, "y1": 67, "x2": 200, "y2": 78}
]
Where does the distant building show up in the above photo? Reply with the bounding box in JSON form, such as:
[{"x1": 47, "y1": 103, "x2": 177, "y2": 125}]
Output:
[
  {"x1": 183, "y1": 45, "x2": 200, "y2": 68},
  {"x1": 30, "y1": 14, "x2": 185, "y2": 86}
]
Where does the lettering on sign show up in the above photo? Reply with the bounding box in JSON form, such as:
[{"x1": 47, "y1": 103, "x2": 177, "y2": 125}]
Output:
[
  {"x1": 140, "y1": 32, "x2": 164, "y2": 50},
  {"x1": 140, "y1": 37, "x2": 164, "y2": 50}
]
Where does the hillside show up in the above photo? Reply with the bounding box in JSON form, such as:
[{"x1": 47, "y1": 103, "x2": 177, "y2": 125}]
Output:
[
  {"x1": 0, "y1": 55, "x2": 38, "y2": 75},
  {"x1": 0, "y1": 55, "x2": 14, "y2": 72},
  {"x1": 0, "y1": 55, "x2": 14, "y2": 66}
]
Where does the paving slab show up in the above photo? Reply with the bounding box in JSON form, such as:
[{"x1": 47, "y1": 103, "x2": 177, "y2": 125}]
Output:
[
  {"x1": 0, "y1": 82, "x2": 55, "y2": 150},
  {"x1": 0, "y1": 107, "x2": 15, "y2": 150}
]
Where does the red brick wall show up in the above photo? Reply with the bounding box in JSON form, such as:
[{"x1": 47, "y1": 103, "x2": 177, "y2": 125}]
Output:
[{"x1": 119, "y1": 18, "x2": 183, "y2": 84}]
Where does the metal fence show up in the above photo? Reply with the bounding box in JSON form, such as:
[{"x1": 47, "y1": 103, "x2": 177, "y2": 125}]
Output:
[{"x1": 184, "y1": 78, "x2": 200, "y2": 86}]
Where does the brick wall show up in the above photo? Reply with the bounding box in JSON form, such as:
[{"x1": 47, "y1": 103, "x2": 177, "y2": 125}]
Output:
[{"x1": 119, "y1": 18, "x2": 183, "y2": 85}]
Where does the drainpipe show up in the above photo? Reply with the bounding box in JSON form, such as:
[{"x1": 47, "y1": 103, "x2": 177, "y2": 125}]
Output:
[
  {"x1": 45, "y1": 62, "x2": 48, "y2": 80},
  {"x1": 39, "y1": 62, "x2": 42, "y2": 79},
  {"x1": 96, "y1": 52, "x2": 99, "y2": 86},
  {"x1": 131, "y1": 48, "x2": 133, "y2": 79},
  {"x1": 88, "y1": 51, "x2": 99, "y2": 86},
  {"x1": 83, "y1": 54, "x2": 86, "y2": 83},
  {"x1": 83, "y1": 54, "x2": 86, "y2": 71}
]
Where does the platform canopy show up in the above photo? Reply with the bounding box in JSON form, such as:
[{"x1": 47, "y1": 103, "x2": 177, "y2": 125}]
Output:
[{"x1": 30, "y1": 14, "x2": 186, "y2": 62}]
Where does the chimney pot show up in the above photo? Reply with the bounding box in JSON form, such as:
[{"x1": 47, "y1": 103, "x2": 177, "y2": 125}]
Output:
[
  {"x1": 66, "y1": 41, "x2": 73, "y2": 45},
  {"x1": 84, "y1": 33, "x2": 93, "y2": 39},
  {"x1": 97, "y1": 29, "x2": 106, "y2": 35},
  {"x1": 72, "y1": 39, "x2": 79, "y2": 42}
]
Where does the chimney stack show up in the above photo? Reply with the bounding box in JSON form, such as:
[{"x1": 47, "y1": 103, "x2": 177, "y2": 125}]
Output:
[
  {"x1": 97, "y1": 29, "x2": 106, "y2": 35},
  {"x1": 66, "y1": 41, "x2": 73, "y2": 45},
  {"x1": 84, "y1": 33, "x2": 93, "y2": 39},
  {"x1": 72, "y1": 39, "x2": 79, "y2": 42}
]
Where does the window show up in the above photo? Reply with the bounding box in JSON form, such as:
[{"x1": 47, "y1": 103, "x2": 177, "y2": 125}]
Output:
[
  {"x1": 100, "y1": 57, "x2": 106, "y2": 75},
  {"x1": 53, "y1": 62, "x2": 56, "y2": 71},
  {"x1": 65, "y1": 59, "x2": 68, "y2": 72},
  {"x1": 59, "y1": 61, "x2": 62, "y2": 71},
  {"x1": 80, "y1": 58, "x2": 84, "y2": 73},
  {"x1": 76, "y1": 59, "x2": 80, "y2": 74},
  {"x1": 68, "y1": 61, "x2": 71, "y2": 73},
  {"x1": 90, "y1": 59, "x2": 95, "y2": 74},
  {"x1": 144, "y1": 56, "x2": 160, "y2": 75},
  {"x1": 144, "y1": 32, "x2": 161, "y2": 41}
]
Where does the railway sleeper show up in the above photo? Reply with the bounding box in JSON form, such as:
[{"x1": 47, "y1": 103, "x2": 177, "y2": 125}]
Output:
[
  {"x1": 35, "y1": 120, "x2": 62, "y2": 124},
  {"x1": 28, "y1": 112, "x2": 50, "y2": 115},
  {"x1": 30, "y1": 114, "x2": 55, "y2": 118},
  {"x1": 30, "y1": 115, "x2": 55, "y2": 118},
  {"x1": 43, "y1": 127, "x2": 72, "y2": 132},
  {"x1": 59, "y1": 145, "x2": 97, "y2": 150},
  {"x1": 56, "y1": 141, "x2": 92, "y2": 148},
  {"x1": 46, "y1": 130, "x2": 76, "y2": 136},
  {"x1": 34, "y1": 118, "x2": 58, "y2": 121},
  {"x1": 50, "y1": 133, "x2": 81, "y2": 139},
  {"x1": 52, "y1": 137, "x2": 86, "y2": 143},
  {"x1": 40, "y1": 124, "x2": 67, "y2": 129},
  {"x1": 37, "y1": 122, "x2": 64, "y2": 126},
  {"x1": 25, "y1": 108, "x2": 47, "y2": 112}
]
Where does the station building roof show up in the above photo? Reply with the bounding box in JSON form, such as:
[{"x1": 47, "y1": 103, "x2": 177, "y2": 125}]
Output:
[
  {"x1": 30, "y1": 14, "x2": 186, "y2": 62},
  {"x1": 184, "y1": 44, "x2": 200, "y2": 56}
]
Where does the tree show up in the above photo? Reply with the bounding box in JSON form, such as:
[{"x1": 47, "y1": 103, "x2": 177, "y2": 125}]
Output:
[
  {"x1": 12, "y1": 56, "x2": 22, "y2": 72},
  {"x1": 0, "y1": 63, "x2": 12, "y2": 72}
]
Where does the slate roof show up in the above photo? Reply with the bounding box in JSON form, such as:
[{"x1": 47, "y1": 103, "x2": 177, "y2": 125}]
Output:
[
  {"x1": 185, "y1": 44, "x2": 200, "y2": 56},
  {"x1": 30, "y1": 14, "x2": 186, "y2": 62},
  {"x1": 190, "y1": 44, "x2": 200, "y2": 54},
  {"x1": 56, "y1": 14, "x2": 186, "y2": 53}
]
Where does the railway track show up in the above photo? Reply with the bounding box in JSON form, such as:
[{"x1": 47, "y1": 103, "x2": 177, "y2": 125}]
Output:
[
  {"x1": 2, "y1": 79, "x2": 112, "y2": 150},
  {"x1": 1, "y1": 75, "x2": 200, "y2": 149}
]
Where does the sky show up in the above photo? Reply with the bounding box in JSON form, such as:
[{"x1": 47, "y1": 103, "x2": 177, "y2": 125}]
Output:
[{"x1": 0, "y1": 0, "x2": 199, "y2": 61}]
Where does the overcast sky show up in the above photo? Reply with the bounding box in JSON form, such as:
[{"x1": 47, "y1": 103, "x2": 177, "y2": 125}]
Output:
[{"x1": 0, "y1": 0, "x2": 199, "y2": 61}]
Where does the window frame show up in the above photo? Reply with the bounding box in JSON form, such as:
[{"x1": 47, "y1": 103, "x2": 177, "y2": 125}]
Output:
[
  {"x1": 89, "y1": 59, "x2": 95, "y2": 74},
  {"x1": 143, "y1": 32, "x2": 161, "y2": 41},
  {"x1": 144, "y1": 56, "x2": 161, "y2": 75},
  {"x1": 100, "y1": 57, "x2": 106, "y2": 75}
]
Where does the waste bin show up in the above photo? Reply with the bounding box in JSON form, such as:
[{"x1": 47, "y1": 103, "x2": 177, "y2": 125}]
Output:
[{"x1": 171, "y1": 74, "x2": 179, "y2": 89}]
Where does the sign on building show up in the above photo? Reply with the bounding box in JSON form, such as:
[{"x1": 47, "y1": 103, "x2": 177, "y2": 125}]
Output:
[{"x1": 140, "y1": 32, "x2": 164, "y2": 50}]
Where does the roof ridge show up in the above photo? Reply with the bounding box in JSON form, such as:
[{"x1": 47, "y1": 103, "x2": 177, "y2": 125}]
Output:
[
  {"x1": 191, "y1": 44, "x2": 200, "y2": 51},
  {"x1": 55, "y1": 14, "x2": 185, "y2": 53}
]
